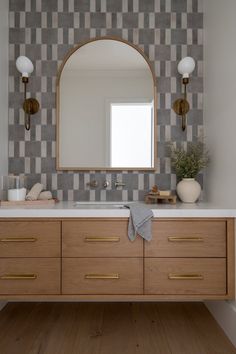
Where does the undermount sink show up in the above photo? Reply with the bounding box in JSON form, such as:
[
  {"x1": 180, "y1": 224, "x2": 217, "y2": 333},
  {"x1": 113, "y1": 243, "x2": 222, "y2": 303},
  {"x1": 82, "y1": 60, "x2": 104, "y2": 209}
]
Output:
[{"x1": 74, "y1": 201, "x2": 134, "y2": 208}]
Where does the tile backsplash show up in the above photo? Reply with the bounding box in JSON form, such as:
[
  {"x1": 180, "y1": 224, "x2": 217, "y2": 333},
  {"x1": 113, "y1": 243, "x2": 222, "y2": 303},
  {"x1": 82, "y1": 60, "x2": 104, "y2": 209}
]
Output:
[{"x1": 9, "y1": 0, "x2": 203, "y2": 201}]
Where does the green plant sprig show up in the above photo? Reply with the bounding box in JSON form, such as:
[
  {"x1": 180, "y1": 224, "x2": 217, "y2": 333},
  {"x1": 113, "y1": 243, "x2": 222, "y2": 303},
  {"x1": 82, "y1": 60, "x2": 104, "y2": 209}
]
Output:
[{"x1": 170, "y1": 141, "x2": 210, "y2": 179}]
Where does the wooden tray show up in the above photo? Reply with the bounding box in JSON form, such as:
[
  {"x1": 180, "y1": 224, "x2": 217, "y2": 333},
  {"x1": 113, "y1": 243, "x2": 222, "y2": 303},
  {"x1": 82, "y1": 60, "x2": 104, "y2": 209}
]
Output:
[
  {"x1": 145, "y1": 194, "x2": 176, "y2": 204},
  {"x1": 0, "y1": 199, "x2": 57, "y2": 206}
]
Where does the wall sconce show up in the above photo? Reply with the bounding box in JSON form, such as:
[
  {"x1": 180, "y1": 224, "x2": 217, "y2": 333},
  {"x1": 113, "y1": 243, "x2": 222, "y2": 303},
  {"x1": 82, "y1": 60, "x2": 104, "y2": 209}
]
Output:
[
  {"x1": 16, "y1": 56, "x2": 40, "y2": 130},
  {"x1": 172, "y1": 56, "x2": 195, "y2": 131}
]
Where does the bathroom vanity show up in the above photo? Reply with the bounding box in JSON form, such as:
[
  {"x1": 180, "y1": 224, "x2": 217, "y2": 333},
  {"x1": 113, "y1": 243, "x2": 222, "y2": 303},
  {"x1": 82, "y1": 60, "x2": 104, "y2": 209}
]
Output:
[{"x1": 0, "y1": 202, "x2": 234, "y2": 301}]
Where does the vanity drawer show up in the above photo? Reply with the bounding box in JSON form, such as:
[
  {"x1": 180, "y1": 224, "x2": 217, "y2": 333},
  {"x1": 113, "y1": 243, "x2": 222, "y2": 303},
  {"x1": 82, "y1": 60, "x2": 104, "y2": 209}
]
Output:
[
  {"x1": 0, "y1": 221, "x2": 61, "y2": 257},
  {"x1": 62, "y1": 220, "x2": 142, "y2": 257},
  {"x1": 145, "y1": 258, "x2": 226, "y2": 295},
  {"x1": 62, "y1": 258, "x2": 143, "y2": 294},
  {"x1": 0, "y1": 258, "x2": 60, "y2": 294},
  {"x1": 145, "y1": 220, "x2": 226, "y2": 257}
]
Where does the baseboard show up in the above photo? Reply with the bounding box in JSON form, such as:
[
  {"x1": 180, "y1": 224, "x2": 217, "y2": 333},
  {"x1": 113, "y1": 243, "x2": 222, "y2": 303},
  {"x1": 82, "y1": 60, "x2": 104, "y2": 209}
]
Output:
[
  {"x1": 0, "y1": 301, "x2": 7, "y2": 311},
  {"x1": 205, "y1": 300, "x2": 236, "y2": 347}
]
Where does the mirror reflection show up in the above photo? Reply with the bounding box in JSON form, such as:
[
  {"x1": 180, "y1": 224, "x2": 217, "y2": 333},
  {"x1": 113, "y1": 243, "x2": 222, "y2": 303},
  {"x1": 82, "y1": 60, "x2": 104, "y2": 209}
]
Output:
[{"x1": 57, "y1": 38, "x2": 156, "y2": 170}]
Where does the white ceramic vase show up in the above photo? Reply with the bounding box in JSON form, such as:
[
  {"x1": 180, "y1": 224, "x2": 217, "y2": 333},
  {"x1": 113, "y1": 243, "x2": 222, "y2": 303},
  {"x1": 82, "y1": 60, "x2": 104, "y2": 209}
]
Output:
[{"x1": 176, "y1": 178, "x2": 201, "y2": 203}]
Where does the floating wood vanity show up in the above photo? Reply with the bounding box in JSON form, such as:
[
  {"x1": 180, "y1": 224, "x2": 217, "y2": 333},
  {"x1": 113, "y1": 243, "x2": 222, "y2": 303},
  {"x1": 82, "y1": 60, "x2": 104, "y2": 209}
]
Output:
[{"x1": 0, "y1": 207, "x2": 234, "y2": 301}]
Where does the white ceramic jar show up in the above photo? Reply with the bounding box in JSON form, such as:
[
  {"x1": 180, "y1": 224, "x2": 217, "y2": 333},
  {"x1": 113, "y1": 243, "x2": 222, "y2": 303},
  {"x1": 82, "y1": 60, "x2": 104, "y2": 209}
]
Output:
[{"x1": 176, "y1": 178, "x2": 201, "y2": 203}]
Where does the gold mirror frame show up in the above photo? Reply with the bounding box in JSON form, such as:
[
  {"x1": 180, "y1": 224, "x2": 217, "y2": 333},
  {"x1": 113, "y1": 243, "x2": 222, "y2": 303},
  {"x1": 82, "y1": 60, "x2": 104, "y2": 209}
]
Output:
[{"x1": 56, "y1": 36, "x2": 157, "y2": 171}]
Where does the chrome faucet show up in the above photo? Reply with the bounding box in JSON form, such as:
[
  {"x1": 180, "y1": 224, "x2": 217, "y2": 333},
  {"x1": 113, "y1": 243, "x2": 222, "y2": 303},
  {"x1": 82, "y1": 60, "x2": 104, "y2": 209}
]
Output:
[
  {"x1": 103, "y1": 180, "x2": 110, "y2": 188},
  {"x1": 115, "y1": 181, "x2": 125, "y2": 188}
]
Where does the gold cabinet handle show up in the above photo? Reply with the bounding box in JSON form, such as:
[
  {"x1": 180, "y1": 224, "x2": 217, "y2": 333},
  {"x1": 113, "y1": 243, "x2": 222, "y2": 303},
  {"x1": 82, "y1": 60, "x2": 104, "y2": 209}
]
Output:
[
  {"x1": 168, "y1": 273, "x2": 204, "y2": 280},
  {"x1": 84, "y1": 273, "x2": 120, "y2": 280},
  {"x1": 84, "y1": 237, "x2": 120, "y2": 242},
  {"x1": 0, "y1": 237, "x2": 37, "y2": 243},
  {"x1": 168, "y1": 236, "x2": 203, "y2": 242},
  {"x1": 0, "y1": 274, "x2": 37, "y2": 280}
]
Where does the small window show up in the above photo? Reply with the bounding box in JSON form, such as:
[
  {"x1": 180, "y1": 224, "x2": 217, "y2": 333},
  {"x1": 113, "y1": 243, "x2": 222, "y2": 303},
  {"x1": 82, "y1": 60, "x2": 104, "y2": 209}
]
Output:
[{"x1": 110, "y1": 102, "x2": 153, "y2": 168}]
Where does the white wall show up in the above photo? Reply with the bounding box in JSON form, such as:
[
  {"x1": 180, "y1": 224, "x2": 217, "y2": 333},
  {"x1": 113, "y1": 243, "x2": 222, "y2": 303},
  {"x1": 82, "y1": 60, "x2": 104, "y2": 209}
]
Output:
[
  {"x1": 0, "y1": 0, "x2": 8, "y2": 312},
  {"x1": 204, "y1": 0, "x2": 236, "y2": 346},
  {"x1": 204, "y1": 0, "x2": 236, "y2": 204}
]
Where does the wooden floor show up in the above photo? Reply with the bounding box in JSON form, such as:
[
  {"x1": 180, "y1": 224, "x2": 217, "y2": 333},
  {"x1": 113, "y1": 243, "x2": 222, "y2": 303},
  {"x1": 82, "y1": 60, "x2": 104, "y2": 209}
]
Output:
[{"x1": 0, "y1": 302, "x2": 235, "y2": 354}]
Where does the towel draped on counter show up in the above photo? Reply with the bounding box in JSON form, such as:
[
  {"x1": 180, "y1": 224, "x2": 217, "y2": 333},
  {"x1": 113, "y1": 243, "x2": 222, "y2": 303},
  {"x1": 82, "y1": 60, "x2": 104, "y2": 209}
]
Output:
[{"x1": 125, "y1": 203, "x2": 153, "y2": 242}]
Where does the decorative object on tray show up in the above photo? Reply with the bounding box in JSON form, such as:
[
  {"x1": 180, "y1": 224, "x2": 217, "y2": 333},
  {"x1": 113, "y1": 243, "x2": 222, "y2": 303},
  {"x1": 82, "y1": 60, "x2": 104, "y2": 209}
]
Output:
[
  {"x1": 170, "y1": 140, "x2": 210, "y2": 203},
  {"x1": 0, "y1": 180, "x2": 57, "y2": 206},
  {"x1": 145, "y1": 185, "x2": 176, "y2": 204},
  {"x1": 2, "y1": 175, "x2": 27, "y2": 201}
]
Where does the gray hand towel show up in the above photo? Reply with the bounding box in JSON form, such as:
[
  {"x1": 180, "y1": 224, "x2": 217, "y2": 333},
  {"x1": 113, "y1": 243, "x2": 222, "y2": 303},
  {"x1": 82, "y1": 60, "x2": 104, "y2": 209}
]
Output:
[{"x1": 125, "y1": 203, "x2": 153, "y2": 241}]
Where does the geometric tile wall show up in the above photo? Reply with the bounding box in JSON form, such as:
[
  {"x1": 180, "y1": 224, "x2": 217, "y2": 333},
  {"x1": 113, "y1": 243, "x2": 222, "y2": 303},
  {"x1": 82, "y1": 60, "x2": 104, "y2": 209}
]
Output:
[{"x1": 8, "y1": 0, "x2": 203, "y2": 201}]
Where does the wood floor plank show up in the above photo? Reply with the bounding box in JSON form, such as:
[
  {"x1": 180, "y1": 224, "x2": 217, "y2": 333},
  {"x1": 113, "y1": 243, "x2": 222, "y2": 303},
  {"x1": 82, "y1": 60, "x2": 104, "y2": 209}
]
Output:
[
  {"x1": 98, "y1": 303, "x2": 137, "y2": 354},
  {"x1": 131, "y1": 303, "x2": 172, "y2": 354},
  {"x1": 71, "y1": 302, "x2": 104, "y2": 354},
  {"x1": 182, "y1": 302, "x2": 236, "y2": 354},
  {"x1": 0, "y1": 302, "x2": 37, "y2": 353},
  {"x1": 31, "y1": 303, "x2": 79, "y2": 354},
  {"x1": 155, "y1": 302, "x2": 208, "y2": 354},
  {"x1": 0, "y1": 302, "x2": 235, "y2": 354}
]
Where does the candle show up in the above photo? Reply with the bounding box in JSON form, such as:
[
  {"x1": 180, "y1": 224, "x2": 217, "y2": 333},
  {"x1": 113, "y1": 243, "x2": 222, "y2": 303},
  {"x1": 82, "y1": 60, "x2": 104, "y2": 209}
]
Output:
[{"x1": 7, "y1": 188, "x2": 26, "y2": 201}]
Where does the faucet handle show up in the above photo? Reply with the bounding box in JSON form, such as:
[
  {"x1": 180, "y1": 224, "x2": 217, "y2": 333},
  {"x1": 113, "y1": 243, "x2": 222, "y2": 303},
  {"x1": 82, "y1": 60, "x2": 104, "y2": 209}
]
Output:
[
  {"x1": 103, "y1": 180, "x2": 110, "y2": 189},
  {"x1": 87, "y1": 180, "x2": 98, "y2": 188},
  {"x1": 115, "y1": 181, "x2": 125, "y2": 188}
]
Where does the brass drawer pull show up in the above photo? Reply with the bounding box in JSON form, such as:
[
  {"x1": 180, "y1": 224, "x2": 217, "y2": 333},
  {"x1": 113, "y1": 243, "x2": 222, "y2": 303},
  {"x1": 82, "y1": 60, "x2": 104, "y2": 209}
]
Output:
[
  {"x1": 168, "y1": 236, "x2": 203, "y2": 242},
  {"x1": 0, "y1": 273, "x2": 37, "y2": 280},
  {"x1": 168, "y1": 273, "x2": 204, "y2": 280},
  {"x1": 84, "y1": 273, "x2": 120, "y2": 280},
  {"x1": 0, "y1": 237, "x2": 37, "y2": 243},
  {"x1": 84, "y1": 237, "x2": 120, "y2": 242}
]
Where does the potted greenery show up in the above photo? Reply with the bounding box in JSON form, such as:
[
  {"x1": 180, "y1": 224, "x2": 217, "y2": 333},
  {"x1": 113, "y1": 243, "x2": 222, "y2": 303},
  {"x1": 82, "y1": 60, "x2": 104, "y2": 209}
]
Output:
[{"x1": 170, "y1": 140, "x2": 210, "y2": 203}]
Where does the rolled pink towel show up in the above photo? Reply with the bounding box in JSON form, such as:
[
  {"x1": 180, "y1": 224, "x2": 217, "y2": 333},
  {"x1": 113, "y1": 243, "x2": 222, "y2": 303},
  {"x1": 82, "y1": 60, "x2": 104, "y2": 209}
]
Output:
[
  {"x1": 38, "y1": 191, "x2": 53, "y2": 200},
  {"x1": 26, "y1": 183, "x2": 44, "y2": 201}
]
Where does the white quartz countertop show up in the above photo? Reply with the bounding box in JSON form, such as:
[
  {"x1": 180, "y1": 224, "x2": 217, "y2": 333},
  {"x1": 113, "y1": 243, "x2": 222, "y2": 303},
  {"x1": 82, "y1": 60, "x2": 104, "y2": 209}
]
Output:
[{"x1": 0, "y1": 201, "x2": 236, "y2": 218}]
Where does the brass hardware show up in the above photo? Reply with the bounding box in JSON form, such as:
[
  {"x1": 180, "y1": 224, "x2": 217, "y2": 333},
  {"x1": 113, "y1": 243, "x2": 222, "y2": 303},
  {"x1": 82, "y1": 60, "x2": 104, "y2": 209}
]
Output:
[
  {"x1": 85, "y1": 273, "x2": 120, "y2": 279},
  {"x1": 23, "y1": 98, "x2": 40, "y2": 115},
  {"x1": 172, "y1": 77, "x2": 190, "y2": 131},
  {"x1": 84, "y1": 236, "x2": 120, "y2": 242},
  {"x1": 168, "y1": 236, "x2": 203, "y2": 242},
  {"x1": 22, "y1": 78, "x2": 40, "y2": 131},
  {"x1": 0, "y1": 274, "x2": 37, "y2": 280},
  {"x1": 0, "y1": 237, "x2": 37, "y2": 243},
  {"x1": 168, "y1": 273, "x2": 204, "y2": 280},
  {"x1": 86, "y1": 180, "x2": 98, "y2": 188}
]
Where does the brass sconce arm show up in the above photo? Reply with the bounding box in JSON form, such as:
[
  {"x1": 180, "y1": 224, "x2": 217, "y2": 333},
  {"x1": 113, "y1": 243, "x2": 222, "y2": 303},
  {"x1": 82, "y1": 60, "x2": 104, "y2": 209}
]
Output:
[
  {"x1": 172, "y1": 57, "x2": 195, "y2": 131},
  {"x1": 16, "y1": 56, "x2": 40, "y2": 131},
  {"x1": 173, "y1": 78, "x2": 190, "y2": 131}
]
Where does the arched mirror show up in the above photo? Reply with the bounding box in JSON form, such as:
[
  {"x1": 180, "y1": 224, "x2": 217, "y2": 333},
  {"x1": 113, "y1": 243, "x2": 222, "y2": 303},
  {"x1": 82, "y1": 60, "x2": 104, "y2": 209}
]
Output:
[{"x1": 56, "y1": 37, "x2": 157, "y2": 170}]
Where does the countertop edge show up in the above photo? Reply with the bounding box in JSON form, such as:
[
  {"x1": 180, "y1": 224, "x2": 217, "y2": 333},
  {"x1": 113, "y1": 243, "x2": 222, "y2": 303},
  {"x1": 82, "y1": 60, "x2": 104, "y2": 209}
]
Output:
[{"x1": 0, "y1": 206, "x2": 235, "y2": 218}]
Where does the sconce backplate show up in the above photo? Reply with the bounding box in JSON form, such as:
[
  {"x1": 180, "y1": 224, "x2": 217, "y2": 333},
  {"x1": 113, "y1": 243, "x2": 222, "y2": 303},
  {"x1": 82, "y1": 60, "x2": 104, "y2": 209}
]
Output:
[
  {"x1": 173, "y1": 98, "x2": 189, "y2": 116},
  {"x1": 23, "y1": 98, "x2": 40, "y2": 115}
]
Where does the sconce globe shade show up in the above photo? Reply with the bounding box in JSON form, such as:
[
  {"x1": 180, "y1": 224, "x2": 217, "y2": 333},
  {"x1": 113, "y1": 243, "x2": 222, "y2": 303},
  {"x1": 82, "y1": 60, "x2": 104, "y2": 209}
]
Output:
[
  {"x1": 16, "y1": 56, "x2": 34, "y2": 78},
  {"x1": 177, "y1": 56, "x2": 195, "y2": 78}
]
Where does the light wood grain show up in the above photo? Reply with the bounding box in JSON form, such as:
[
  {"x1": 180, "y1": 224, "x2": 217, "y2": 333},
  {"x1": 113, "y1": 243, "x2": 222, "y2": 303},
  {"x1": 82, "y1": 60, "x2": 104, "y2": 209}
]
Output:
[
  {"x1": 0, "y1": 199, "x2": 56, "y2": 206},
  {"x1": 145, "y1": 258, "x2": 226, "y2": 295},
  {"x1": 62, "y1": 257, "x2": 143, "y2": 294},
  {"x1": 0, "y1": 302, "x2": 236, "y2": 354},
  {"x1": 0, "y1": 221, "x2": 61, "y2": 257},
  {"x1": 227, "y1": 218, "x2": 235, "y2": 297},
  {"x1": 145, "y1": 220, "x2": 226, "y2": 257},
  {"x1": 0, "y1": 258, "x2": 60, "y2": 294},
  {"x1": 62, "y1": 220, "x2": 143, "y2": 257}
]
